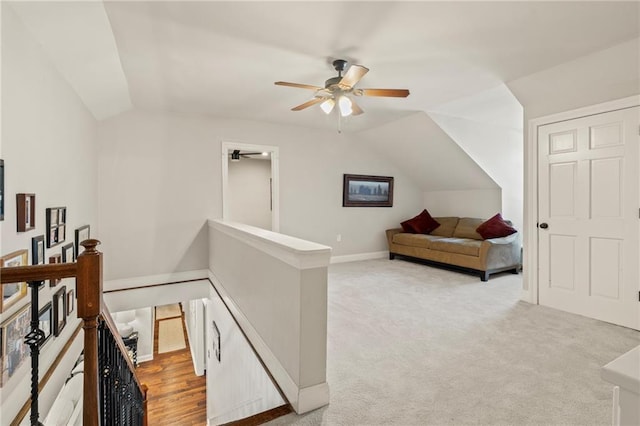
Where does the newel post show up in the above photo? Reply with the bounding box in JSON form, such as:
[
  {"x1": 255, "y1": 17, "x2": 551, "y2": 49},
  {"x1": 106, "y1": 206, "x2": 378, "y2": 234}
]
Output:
[{"x1": 76, "y1": 239, "x2": 102, "y2": 426}]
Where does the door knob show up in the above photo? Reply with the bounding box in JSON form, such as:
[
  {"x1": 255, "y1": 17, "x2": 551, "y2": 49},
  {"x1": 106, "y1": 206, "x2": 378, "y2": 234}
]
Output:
[{"x1": 539, "y1": 223, "x2": 549, "y2": 229}]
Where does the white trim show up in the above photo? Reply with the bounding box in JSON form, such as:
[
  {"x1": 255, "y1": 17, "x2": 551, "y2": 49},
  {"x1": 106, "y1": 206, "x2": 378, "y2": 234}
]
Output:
[
  {"x1": 208, "y1": 271, "x2": 329, "y2": 414},
  {"x1": 104, "y1": 269, "x2": 209, "y2": 291},
  {"x1": 137, "y1": 354, "x2": 154, "y2": 364},
  {"x1": 221, "y1": 141, "x2": 280, "y2": 232},
  {"x1": 523, "y1": 95, "x2": 640, "y2": 304},
  {"x1": 209, "y1": 219, "x2": 331, "y2": 270},
  {"x1": 330, "y1": 251, "x2": 387, "y2": 264}
]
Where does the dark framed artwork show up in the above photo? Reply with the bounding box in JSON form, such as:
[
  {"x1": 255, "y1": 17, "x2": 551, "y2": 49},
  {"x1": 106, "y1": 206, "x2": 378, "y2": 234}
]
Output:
[
  {"x1": 74, "y1": 225, "x2": 90, "y2": 257},
  {"x1": 31, "y1": 235, "x2": 45, "y2": 265},
  {"x1": 53, "y1": 286, "x2": 67, "y2": 336},
  {"x1": 0, "y1": 159, "x2": 4, "y2": 221},
  {"x1": 16, "y1": 193, "x2": 36, "y2": 232},
  {"x1": 1, "y1": 304, "x2": 31, "y2": 386},
  {"x1": 48, "y1": 254, "x2": 62, "y2": 287},
  {"x1": 38, "y1": 302, "x2": 53, "y2": 347},
  {"x1": 46, "y1": 207, "x2": 67, "y2": 248},
  {"x1": 67, "y1": 290, "x2": 75, "y2": 315},
  {"x1": 61, "y1": 243, "x2": 74, "y2": 263},
  {"x1": 343, "y1": 174, "x2": 394, "y2": 207},
  {"x1": 0, "y1": 250, "x2": 29, "y2": 313}
]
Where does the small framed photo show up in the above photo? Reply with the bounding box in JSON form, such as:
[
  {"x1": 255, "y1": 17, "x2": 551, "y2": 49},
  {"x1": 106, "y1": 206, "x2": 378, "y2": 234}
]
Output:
[
  {"x1": 48, "y1": 254, "x2": 62, "y2": 287},
  {"x1": 74, "y1": 225, "x2": 90, "y2": 256},
  {"x1": 66, "y1": 290, "x2": 75, "y2": 315},
  {"x1": 38, "y1": 302, "x2": 53, "y2": 347},
  {"x1": 46, "y1": 207, "x2": 66, "y2": 248},
  {"x1": 16, "y1": 193, "x2": 36, "y2": 232},
  {"x1": 31, "y1": 235, "x2": 45, "y2": 265},
  {"x1": 61, "y1": 243, "x2": 74, "y2": 263},
  {"x1": 343, "y1": 174, "x2": 394, "y2": 207},
  {"x1": 0, "y1": 250, "x2": 28, "y2": 313},
  {"x1": 53, "y1": 286, "x2": 67, "y2": 336}
]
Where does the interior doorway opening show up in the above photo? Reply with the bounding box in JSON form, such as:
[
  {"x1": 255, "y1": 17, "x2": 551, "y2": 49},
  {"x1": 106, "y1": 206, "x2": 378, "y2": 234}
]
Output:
[{"x1": 221, "y1": 142, "x2": 279, "y2": 232}]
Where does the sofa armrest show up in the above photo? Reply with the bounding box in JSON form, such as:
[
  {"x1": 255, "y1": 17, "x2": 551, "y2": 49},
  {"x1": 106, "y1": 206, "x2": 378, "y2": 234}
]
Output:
[
  {"x1": 386, "y1": 228, "x2": 403, "y2": 248},
  {"x1": 484, "y1": 232, "x2": 521, "y2": 270},
  {"x1": 485, "y1": 232, "x2": 519, "y2": 246}
]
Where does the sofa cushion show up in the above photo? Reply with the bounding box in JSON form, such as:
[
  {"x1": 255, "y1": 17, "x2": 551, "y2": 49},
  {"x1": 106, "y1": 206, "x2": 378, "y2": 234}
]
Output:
[
  {"x1": 400, "y1": 209, "x2": 440, "y2": 234},
  {"x1": 430, "y1": 217, "x2": 459, "y2": 237},
  {"x1": 392, "y1": 233, "x2": 445, "y2": 249},
  {"x1": 429, "y1": 238, "x2": 482, "y2": 256},
  {"x1": 453, "y1": 218, "x2": 484, "y2": 240},
  {"x1": 476, "y1": 213, "x2": 517, "y2": 239}
]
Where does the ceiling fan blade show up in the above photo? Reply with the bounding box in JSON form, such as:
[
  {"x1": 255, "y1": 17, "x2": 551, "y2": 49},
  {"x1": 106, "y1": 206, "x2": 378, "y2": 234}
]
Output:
[
  {"x1": 275, "y1": 81, "x2": 323, "y2": 91},
  {"x1": 359, "y1": 88, "x2": 410, "y2": 98},
  {"x1": 338, "y1": 65, "x2": 369, "y2": 89},
  {"x1": 351, "y1": 99, "x2": 364, "y2": 116},
  {"x1": 291, "y1": 97, "x2": 325, "y2": 111}
]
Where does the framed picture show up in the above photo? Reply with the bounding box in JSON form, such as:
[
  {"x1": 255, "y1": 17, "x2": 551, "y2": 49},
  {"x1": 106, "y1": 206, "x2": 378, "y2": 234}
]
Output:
[
  {"x1": 46, "y1": 207, "x2": 67, "y2": 248},
  {"x1": 53, "y1": 286, "x2": 66, "y2": 336},
  {"x1": 16, "y1": 193, "x2": 36, "y2": 232},
  {"x1": 38, "y1": 302, "x2": 53, "y2": 347},
  {"x1": 342, "y1": 174, "x2": 394, "y2": 207},
  {"x1": 61, "y1": 243, "x2": 75, "y2": 263},
  {"x1": 0, "y1": 159, "x2": 4, "y2": 221},
  {"x1": 1, "y1": 304, "x2": 31, "y2": 386},
  {"x1": 31, "y1": 235, "x2": 45, "y2": 265},
  {"x1": 74, "y1": 225, "x2": 90, "y2": 256},
  {"x1": 212, "y1": 320, "x2": 221, "y2": 362},
  {"x1": 0, "y1": 250, "x2": 28, "y2": 313},
  {"x1": 66, "y1": 290, "x2": 75, "y2": 315},
  {"x1": 48, "y1": 254, "x2": 62, "y2": 287}
]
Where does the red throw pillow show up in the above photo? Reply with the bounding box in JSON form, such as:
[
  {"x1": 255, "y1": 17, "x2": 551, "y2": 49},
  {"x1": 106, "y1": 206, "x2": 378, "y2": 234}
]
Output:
[
  {"x1": 400, "y1": 209, "x2": 440, "y2": 234},
  {"x1": 476, "y1": 213, "x2": 517, "y2": 239}
]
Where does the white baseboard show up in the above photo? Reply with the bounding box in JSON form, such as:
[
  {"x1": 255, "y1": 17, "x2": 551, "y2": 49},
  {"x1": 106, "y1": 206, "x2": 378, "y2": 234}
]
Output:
[
  {"x1": 137, "y1": 354, "x2": 154, "y2": 363},
  {"x1": 105, "y1": 269, "x2": 209, "y2": 291},
  {"x1": 330, "y1": 251, "x2": 387, "y2": 264}
]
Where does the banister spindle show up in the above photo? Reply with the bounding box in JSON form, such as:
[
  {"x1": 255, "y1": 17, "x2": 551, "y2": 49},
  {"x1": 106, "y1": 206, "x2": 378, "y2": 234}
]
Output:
[{"x1": 77, "y1": 239, "x2": 102, "y2": 426}]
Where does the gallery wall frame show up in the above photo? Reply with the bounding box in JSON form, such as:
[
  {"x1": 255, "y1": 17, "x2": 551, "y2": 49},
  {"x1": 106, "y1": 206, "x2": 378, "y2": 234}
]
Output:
[
  {"x1": 342, "y1": 174, "x2": 394, "y2": 207},
  {"x1": 31, "y1": 235, "x2": 45, "y2": 265},
  {"x1": 16, "y1": 193, "x2": 36, "y2": 232},
  {"x1": 38, "y1": 302, "x2": 53, "y2": 347},
  {"x1": 48, "y1": 254, "x2": 62, "y2": 287},
  {"x1": 0, "y1": 250, "x2": 28, "y2": 313},
  {"x1": 1, "y1": 303, "x2": 31, "y2": 386},
  {"x1": 74, "y1": 225, "x2": 90, "y2": 257},
  {"x1": 66, "y1": 290, "x2": 75, "y2": 315},
  {"x1": 61, "y1": 243, "x2": 75, "y2": 263},
  {"x1": 46, "y1": 207, "x2": 67, "y2": 248},
  {"x1": 53, "y1": 286, "x2": 66, "y2": 336}
]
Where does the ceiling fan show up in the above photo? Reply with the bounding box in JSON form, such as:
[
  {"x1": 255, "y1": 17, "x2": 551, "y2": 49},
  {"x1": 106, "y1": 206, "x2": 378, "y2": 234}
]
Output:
[{"x1": 275, "y1": 59, "x2": 410, "y2": 118}]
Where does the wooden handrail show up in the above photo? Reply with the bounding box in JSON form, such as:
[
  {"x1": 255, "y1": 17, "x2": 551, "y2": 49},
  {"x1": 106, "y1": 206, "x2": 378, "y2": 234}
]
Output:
[{"x1": 0, "y1": 262, "x2": 77, "y2": 283}]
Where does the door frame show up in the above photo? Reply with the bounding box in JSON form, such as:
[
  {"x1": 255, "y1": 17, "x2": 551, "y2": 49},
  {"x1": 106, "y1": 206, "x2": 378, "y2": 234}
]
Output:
[
  {"x1": 221, "y1": 141, "x2": 280, "y2": 232},
  {"x1": 523, "y1": 95, "x2": 640, "y2": 304}
]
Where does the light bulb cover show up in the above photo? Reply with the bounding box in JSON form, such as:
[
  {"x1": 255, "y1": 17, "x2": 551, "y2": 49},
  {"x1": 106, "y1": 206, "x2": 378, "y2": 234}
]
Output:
[
  {"x1": 320, "y1": 98, "x2": 335, "y2": 114},
  {"x1": 338, "y1": 96, "x2": 353, "y2": 117}
]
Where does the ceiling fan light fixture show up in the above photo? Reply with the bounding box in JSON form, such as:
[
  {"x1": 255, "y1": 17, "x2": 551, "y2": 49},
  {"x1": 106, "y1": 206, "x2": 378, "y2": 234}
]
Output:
[
  {"x1": 320, "y1": 98, "x2": 335, "y2": 114},
  {"x1": 338, "y1": 95, "x2": 353, "y2": 117},
  {"x1": 231, "y1": 150, "x2": 241, "y2": 162}
]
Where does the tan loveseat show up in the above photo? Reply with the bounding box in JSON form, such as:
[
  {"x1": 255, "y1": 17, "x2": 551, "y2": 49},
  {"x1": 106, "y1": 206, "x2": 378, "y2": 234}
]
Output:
[{"x1": 386, "y1": 217, "x2": 521, "y2": 281}]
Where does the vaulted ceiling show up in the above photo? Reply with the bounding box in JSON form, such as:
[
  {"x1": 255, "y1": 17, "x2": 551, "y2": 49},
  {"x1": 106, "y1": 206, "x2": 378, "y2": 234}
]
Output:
[{"x1": 8, "y1": 1, "x2": 640, "y2": 132}]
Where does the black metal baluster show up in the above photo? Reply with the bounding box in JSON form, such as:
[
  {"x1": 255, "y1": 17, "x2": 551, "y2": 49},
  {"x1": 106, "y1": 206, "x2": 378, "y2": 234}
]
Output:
[{"x1": 23, "y1": 280, "x2": 45, "y2": 426}]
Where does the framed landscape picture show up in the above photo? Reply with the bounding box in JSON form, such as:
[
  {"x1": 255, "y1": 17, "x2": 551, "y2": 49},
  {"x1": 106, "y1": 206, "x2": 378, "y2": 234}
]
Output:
[
  {"x1": 343, "y1": 174, "x2": 394, "y2": 207},
  {"x1": 0, "y1": 250, "x2": 28, "y2": 313},
  {"x1": 1, "y1": 304, "x2": 31, "y2": 386}
]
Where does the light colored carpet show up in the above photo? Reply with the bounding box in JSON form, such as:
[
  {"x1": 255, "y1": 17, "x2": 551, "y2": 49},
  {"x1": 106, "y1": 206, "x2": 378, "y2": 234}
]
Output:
[
  {"x1": 158, "y1": 318, "x2": 186, "y2": 354},
  {"x1": 268, "y1": 259, "x2": 640, "y2": 425},
  {"x1": 156, "y1": 303, "x2": 181, "y2": 320}
]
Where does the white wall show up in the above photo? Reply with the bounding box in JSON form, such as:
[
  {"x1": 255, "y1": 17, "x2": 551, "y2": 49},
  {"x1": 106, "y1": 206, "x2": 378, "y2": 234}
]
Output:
[
  {"x1": 228, "y1": 159, "x2": 271, "y2": 230},
  {"x1": 97, "y1": 109, "x2": 424, "y2": 281},
  {"x1": 424, "y1": 189, "x2": 502, "y2": 220},
  {"x1": 183, "y1": 298, "x2": 206, "y2": 376},
  {"x1": 113, "y1": 308, "x2": 154, "y2": 363},
  {"x1": 0, "y1": 6, "x2": 98, "y2": 423}
]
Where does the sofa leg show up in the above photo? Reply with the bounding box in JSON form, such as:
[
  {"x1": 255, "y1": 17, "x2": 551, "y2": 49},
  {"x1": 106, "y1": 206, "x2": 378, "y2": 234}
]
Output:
[
  {"x1": 480, "y1": 271, "x2": 489, "y2": 282},
  {"x1": 389, "y1": 252, "x2": 395, "y2": 260}
]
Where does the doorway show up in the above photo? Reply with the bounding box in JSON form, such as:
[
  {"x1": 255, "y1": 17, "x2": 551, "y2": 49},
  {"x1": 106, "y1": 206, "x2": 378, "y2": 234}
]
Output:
[{"x1": 221, "y1": 142, "x2": 279, "y2": 232}]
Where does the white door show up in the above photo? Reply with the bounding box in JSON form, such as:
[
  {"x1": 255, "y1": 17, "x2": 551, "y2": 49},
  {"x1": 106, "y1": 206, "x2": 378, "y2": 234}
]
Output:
[{"x1": 538, "y1": 106, "x2": 639, "y2": 330}]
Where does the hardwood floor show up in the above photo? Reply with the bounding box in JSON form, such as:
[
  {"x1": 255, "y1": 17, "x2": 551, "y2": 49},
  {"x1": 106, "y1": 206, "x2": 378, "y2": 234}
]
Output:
[{"x1": 135, "y1": 308, "x2": 207, "y2": 425}]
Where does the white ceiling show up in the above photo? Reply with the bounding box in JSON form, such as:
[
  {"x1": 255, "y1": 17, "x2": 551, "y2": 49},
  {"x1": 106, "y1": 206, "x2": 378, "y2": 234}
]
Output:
[{"x1": 9, "y1": 1, "x2": 640, "y2": 132}]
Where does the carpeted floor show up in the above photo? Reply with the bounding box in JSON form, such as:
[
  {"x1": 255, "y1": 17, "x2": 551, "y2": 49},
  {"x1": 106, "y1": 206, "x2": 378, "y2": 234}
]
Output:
[
  {"x1": 268, "y1": 259, "x2": 640, "y2": 425},
  {"x1": 157, "y1": 318, "x2": 187, "y2": 354},
  {"x1": 156, "y1": 303, "x2": 182, "y2": 320}
]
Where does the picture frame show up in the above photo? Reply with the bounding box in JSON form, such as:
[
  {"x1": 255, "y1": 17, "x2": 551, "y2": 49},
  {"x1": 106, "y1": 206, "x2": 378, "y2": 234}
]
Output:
[
  {"x1": 31, "y1": 235, "x2": 45, "y2": 265},
  {"x1": 16, "y1": 193, "x2": 36, "y2": 232},
  {"x1": 1, "y1": 304, "x2": 31, "y2": 386},
  {"x1": 46, "y1": 207, "x2": 67, "y2": 248},
  {"x1": 48, "y1": 254, "x2": 62, "y2": 287},
  {"x1": 38, "y1": 302, "x2": 53, "y2": 347},
  {"x1": 66, "y1": 290, "x2": 75, "y2": 315},
  {"x1": 212, "y1": 320, "x2": 221, "y2": 362},
  {"x1": 0, "y1": 250, "x2": 29, "y2": 313},
  {"x1": 61, "y1": 243, "x2": 75, "y2": 263},
  {"x1": 53, "y1": 286, "x2": 66, "y2": 336},
  {"x1": 74, "y1": 225, "x2": 90, "y2": 257},
  {"x1": 0, "y1": 159, "x2": 4, "y2": 221},
  {"x1": 342, "y1": 174, "x2": 394, "y2": 207}
]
